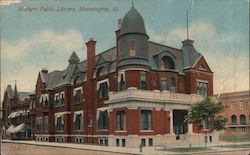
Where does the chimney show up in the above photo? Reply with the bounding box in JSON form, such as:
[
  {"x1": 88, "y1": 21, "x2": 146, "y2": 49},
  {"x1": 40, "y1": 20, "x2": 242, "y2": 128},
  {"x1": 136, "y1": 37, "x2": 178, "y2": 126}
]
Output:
[
  {"x1": 115, "y1": 18, "x2": 122, "y2": 68},
  {"x1": 41, "y1": 67, "x2": 48, "y2": 73},
  {"x1": 86, "y1": 38, "x2": 96, "y2": 80}
]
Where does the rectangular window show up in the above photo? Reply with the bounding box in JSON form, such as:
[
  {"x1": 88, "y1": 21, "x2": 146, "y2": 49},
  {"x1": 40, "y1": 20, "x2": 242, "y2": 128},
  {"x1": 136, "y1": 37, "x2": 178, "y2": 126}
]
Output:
[
  {"x1": 36, "y1": 117, "x2": 42, "y2": 131},
  {"x1": 161, "y1": 78, "x2": 167, "y2": 91},
  {"x1": 231, "y1": 102, "x2": 236, "y2": 110},
  {"x1": 44, "y1": 97, "x2": 49, "y2": 107},
  {"x1": 209, "y1": 136, "x2": 212, "y2": 142},
  {"x1": 43, "y1": 115, "x2": 48, "y2": 131},
  {"x1": 104, "y1": 139, "x2": 108, "y2": 145},
  {"x1": 97, "y1": 110, "x2": 109, "y2": 130},
  {"x1": 74, "y1": 113, "x2": 83, "y2": 130},
  {"x1": 140, "y1": 110, "x2": 152, "y2": 130},
  {"x1": 56, "y1": 115, "x2": 64, "y2": 131},
  {"x1": 240, "y1": 101, "x2": 244, "y2": 109},
  {"x1": 140, "y1": 72, "x2": 147, "y2": 90},
  {"x1": 231, "y1": 127, "x2": 237, "y2": 133},
  {"x1": 32, "y1": 99, "x2": 36, "y2": 109},
  {"x1": 116, "y1": 111, "x2": 125, "y2": 130},
  {"x1": 197, "y1": 82, "x2": 207, "y2": 96},
  {"x1": 149, "y1": 138, "x2": 153, "y2": 146},
  {"x1": 99, "y1": 82, "x2": 109, "y2": 98},
  {"x1": 60, "y1": 93, "x2": 64, "y2": 105},
  {"x1": 129, "y1": 40, "x2": 136, "y2": 56},
  {"x1": 122, "y1": 139, "x2": 126, "y2": 147},
  {"x1": 202, "y1": 118, "x2": 210, "y2": 130},
  {"x1": 240, "y1": 127, "x2": 246, "y2": 133},
  {"x1": 116, "y1": 139, "x2": 119, "y2": 146},
  {"x1": 75, "y1": 90, "x2": 83, "y2": 104},
  {"x1": 170, "y1": 78, "x2": 176, "y2": 93},
  {"x1": 141, "y1": 139, "x2": 146, "y2": 147},
  {"x1": 40, "y1": 94, "x2": 49, "y2": 108},
  {"x1": 119, "y1": 73, "x2": 126, "y2": 91},
  {"x1": 54, "y1": 94, "x2": 59, "y2": 106}
]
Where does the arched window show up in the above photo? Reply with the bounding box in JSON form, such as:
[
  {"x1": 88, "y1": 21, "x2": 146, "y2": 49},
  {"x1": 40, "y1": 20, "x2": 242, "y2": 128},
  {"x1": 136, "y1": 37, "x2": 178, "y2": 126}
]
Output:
[
  {"x1": 240, "y1": 115, "x2": 246, "y2": 125},
  {"x1": 231, "y1": 115, "x2": 237, "y2": 125},
  {"x1": 160, "y1": 56, "x2": 175, "y2": 70},
  {"x1": 97, "y1": 66, "x2": 107, "y2": 77}
]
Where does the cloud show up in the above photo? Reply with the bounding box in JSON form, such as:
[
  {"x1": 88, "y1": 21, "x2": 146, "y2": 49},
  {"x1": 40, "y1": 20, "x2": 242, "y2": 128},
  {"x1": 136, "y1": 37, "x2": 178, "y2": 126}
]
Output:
[
  {"x1": 1, "y1": 29, "x2": 85, "y2": 100},
  {"x1": 148, "y1": 21, "x2": 249, "y2": 94},
  {"x1": 1, "y1": 29, "x2": 86, "y2": 62},
  {"x1": 0, "y1": 0, "x2": 21, "y2": 6}
]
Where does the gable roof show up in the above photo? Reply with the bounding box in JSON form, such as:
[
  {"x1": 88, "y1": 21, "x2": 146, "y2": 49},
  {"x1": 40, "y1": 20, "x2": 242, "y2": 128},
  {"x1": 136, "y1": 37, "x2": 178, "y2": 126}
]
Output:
[{"x1": 68, "y1": 51, "x2": 80, "y2": 64}]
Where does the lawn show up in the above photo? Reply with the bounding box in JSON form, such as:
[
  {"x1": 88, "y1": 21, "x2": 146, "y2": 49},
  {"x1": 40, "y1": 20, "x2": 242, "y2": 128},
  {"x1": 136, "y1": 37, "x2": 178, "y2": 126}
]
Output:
[
  {"x1": 160, "y1": 146, "x2": 211, "y2": 152},
  {"x1": 215, "y1": 143, "x2": 250, "y2": 149}
]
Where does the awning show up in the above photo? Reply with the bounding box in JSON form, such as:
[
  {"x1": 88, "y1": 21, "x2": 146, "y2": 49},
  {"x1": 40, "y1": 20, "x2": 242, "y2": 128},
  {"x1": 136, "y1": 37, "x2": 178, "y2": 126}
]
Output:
[
  {"x1": 13, "y1": 123, "x2": 25, "y2": 133},
  {"x1": 8, "y1": 112, "x2": 14, "y2": 119},
  {"x1": 6, "y1": 123, "x2": 25, "y2": 133},
  {"x1": 6, "y1": 125, "x2": 15, "y2": 133}
]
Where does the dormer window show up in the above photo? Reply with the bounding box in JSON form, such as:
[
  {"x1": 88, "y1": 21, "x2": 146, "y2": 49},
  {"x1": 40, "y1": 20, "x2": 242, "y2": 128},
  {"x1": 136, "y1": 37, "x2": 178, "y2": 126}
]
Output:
[
  {"x1": 160, "y1": 56, "x2": 175, "y2": 70},
  {"x1": 97, "y1": 66, "x2": 107, "y2": 77},
  {"x1": 74, "y1": 76, "x2": 81, "y2": 85},
  {"x1": 129, "y1": 40, "x2": 136, "y2": 56}
]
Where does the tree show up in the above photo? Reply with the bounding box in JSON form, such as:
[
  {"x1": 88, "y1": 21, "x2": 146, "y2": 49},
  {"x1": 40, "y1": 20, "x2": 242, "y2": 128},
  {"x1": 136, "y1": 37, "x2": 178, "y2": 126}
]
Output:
[{"x1": 185, "y1": 97, "x2": 227, "y2": 131}]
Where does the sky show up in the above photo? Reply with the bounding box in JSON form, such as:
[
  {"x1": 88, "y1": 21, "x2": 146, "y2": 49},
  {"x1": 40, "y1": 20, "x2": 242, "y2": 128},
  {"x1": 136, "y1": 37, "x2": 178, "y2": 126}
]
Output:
[{"x1": 0, "y1": 0, "x2": 249, "y2": 101}]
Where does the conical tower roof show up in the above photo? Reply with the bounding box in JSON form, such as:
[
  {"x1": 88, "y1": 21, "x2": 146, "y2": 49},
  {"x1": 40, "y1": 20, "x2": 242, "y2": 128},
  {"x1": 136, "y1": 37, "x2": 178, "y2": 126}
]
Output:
[{"x1": 119, "y1": 5, "x2": 147, "y2": 37}]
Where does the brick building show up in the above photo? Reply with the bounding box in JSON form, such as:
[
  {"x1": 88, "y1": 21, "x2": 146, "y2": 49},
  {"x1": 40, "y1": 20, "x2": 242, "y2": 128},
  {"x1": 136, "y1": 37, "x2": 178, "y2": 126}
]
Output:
[
  {"x1": 33, "y1": 5, "x2": 215, "y2": 147},
  {"x1": 216, "y1": 90, "x2": 250, "y2": 141},
  {"x1": 2, "y1": 84, "x2": 32, "y2": 140}
]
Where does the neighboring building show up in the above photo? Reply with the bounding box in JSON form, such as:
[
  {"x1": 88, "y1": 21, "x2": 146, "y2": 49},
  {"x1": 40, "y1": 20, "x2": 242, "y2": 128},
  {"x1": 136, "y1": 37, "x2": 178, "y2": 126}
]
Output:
[
  {"x1": 34, "y1": 5, "x2": 215, "y2": 147},
  {"x1": 2, "y1": 84, "x2": 32, "y2": 140},
  {"x1": 216, "y1": 90, "x2": 250, "y2": 140}
]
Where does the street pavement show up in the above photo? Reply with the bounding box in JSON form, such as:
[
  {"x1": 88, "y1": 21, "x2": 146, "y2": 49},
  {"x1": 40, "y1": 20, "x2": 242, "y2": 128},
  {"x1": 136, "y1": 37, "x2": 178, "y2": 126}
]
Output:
[{"x1": 1, "y1": 139, "x2": 250, "y2": 155}]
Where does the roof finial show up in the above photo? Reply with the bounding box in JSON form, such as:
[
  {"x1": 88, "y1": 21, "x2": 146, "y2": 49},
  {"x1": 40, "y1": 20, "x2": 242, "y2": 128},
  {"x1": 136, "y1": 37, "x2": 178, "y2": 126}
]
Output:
[
  {"x1": 132, "y1": 0, "x2": 134, "y2": 7},
  {"x1": 186, "y1": 9, "x2": 189, "y2": 39}
]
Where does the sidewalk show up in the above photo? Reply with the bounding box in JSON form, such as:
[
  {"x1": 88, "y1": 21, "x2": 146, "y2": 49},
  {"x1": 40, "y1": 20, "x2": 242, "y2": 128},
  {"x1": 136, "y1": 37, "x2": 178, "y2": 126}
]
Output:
[{"x1": 2, "y1": 139, "x2": 250, "y2": 155}]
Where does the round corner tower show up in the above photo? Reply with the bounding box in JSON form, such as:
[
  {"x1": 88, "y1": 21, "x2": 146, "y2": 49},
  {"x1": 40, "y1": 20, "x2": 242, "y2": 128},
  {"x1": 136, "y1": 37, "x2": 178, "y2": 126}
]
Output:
[{"x1": 118, "y1": 5, "x2": 149, "y2": 69}]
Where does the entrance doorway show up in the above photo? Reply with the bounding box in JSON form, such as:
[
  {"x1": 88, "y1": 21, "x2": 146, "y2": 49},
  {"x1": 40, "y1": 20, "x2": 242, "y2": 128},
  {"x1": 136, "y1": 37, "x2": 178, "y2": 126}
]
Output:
[{"x1": 173, "y1": 110, "x2": 188, "y2": 140}]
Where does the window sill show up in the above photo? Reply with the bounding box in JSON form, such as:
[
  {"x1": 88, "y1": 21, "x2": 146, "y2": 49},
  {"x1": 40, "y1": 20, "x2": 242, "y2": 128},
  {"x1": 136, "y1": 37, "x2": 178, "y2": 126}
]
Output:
[
  {"x1": 97, "y1": 129, "x2": 109, "y2": 132},
  {"x1": 75, "y1": 103, "x2": 83, "y2": 105},
  {"x1": 98, "y1": 97, "x2": 109, "y2": 100},
  {"x1": 140, "y1": 130, "x2": 154, "y2": 132},
  {"x1": 115, "y1": 130, "x2": 127, "y2": 133},
  {"x1": 54, "y1": 104, "x2": 64, "y2": 108},
  {"x1": 201, "y1": 129, "x2": 210, "y2": 131},
  {"x1": 74, "y1": 129, "x2": 83, "y2": 131}
]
